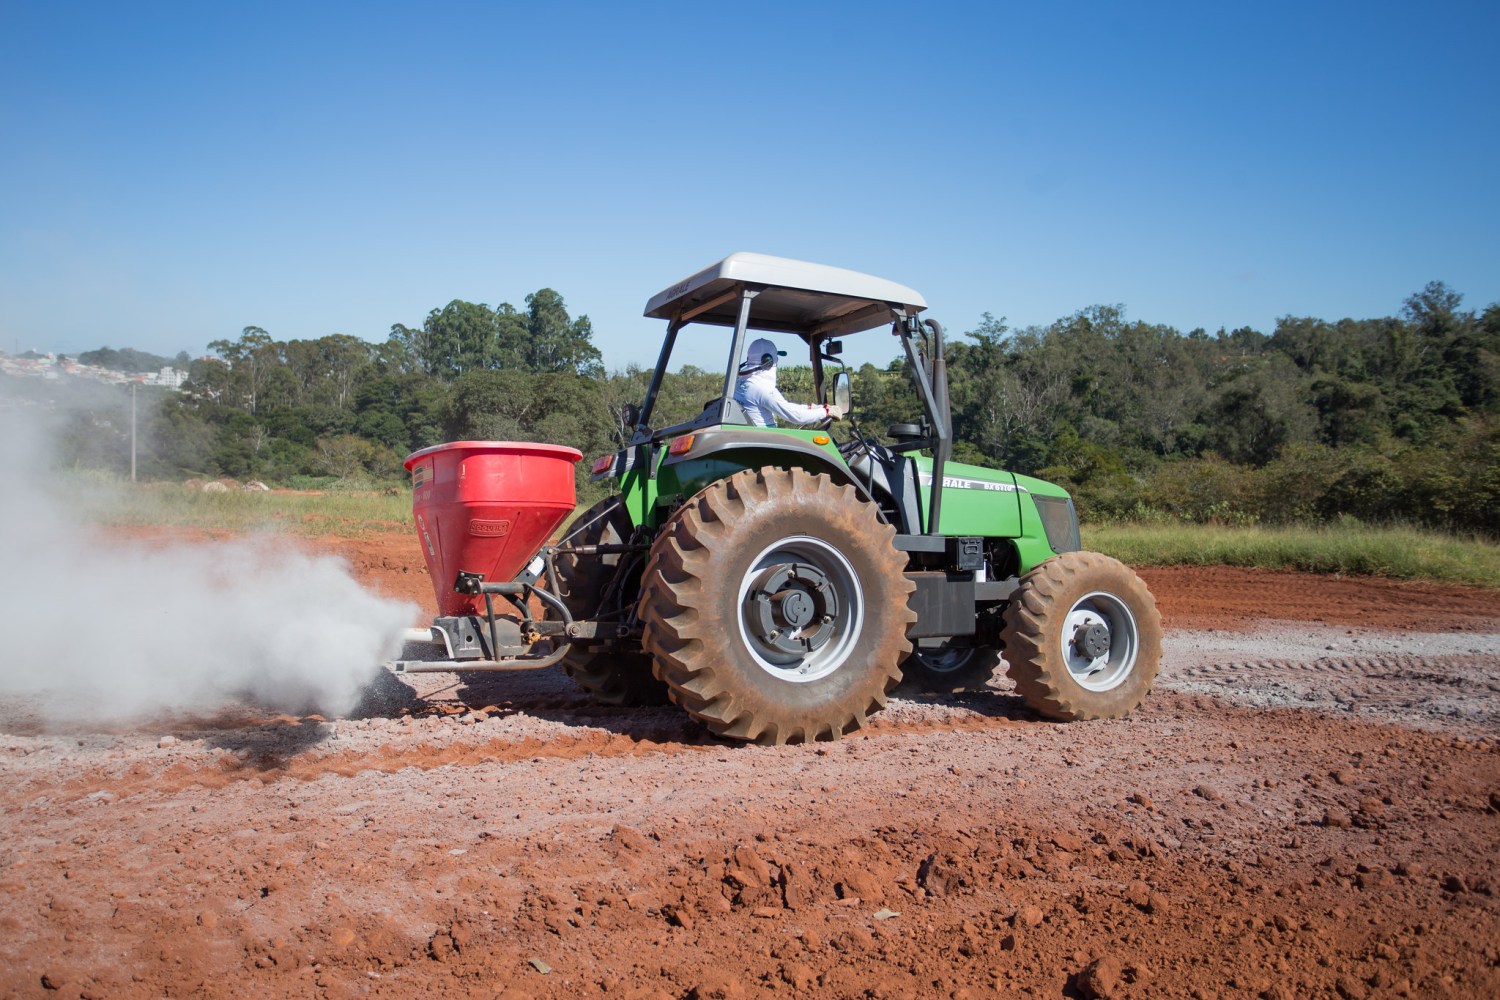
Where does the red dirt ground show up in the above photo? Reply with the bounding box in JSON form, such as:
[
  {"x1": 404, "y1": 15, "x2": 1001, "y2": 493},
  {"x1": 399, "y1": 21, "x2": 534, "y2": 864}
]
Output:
[{"x1": 1, "y1": 531, "x2": 1496, "y2": 999}]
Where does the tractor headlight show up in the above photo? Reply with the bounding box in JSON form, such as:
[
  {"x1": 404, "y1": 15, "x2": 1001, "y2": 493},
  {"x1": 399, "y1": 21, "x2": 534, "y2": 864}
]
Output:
[{"x1": 1032, "y1": 494, "x2": 1081, "y2": 554}]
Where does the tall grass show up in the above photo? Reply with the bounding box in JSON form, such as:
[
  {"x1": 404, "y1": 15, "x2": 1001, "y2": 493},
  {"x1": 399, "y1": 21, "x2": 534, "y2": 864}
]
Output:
[
  {"x1": 1086, "y1": 522, "x2": 1500, "y2": 587},
  {"x1": 76, "y1": 480, "x2": 413, "y2": 536}
]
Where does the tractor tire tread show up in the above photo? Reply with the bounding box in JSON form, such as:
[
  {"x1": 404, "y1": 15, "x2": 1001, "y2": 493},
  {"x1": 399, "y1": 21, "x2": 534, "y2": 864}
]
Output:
[
  {"x1": 1002, "y1": 551, "x2": 1161, "y2": 721},
  {"x1": 639, "y1": 468, "x2": 914, "y2": 745}
]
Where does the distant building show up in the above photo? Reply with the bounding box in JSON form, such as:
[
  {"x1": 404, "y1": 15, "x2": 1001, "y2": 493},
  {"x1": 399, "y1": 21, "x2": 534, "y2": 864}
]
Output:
[
  {"x1": 0, "y1": 353, "x2": 187, "y2": 389},
  {"x1": 142, "y1": 366, "x2": 188, "y2": 388}
]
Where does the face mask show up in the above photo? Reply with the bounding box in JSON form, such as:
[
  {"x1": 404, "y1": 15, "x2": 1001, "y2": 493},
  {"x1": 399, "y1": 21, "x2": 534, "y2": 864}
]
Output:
[{"x1": 738, "y1": 354, "x2": 777, "y2": 376}]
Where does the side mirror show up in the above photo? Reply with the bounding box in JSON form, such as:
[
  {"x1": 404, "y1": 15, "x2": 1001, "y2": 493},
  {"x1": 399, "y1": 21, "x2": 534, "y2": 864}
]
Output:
[{"x1": 831, "y1": 371, "x2": 852, "y2": 415}]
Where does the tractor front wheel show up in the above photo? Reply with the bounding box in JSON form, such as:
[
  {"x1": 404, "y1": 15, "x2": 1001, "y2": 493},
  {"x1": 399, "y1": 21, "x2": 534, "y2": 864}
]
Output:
[
  {"x1": 639, "y1": 468, "x2": 914, "y2": 744},
  {"x1": 1001, "y1": 551, "x2": 1161, "y2": 720}
]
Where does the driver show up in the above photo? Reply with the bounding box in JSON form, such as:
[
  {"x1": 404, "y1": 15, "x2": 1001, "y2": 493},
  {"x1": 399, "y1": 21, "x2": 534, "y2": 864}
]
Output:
[{"x1": 733, "y1": 337, "x2": 845, "y2": 428}]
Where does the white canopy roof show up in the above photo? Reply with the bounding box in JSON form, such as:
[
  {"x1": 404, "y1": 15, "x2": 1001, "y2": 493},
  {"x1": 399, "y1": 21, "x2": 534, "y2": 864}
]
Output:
[{"x1": 644, "y1": 252, "x2": 927, "y2": 336}]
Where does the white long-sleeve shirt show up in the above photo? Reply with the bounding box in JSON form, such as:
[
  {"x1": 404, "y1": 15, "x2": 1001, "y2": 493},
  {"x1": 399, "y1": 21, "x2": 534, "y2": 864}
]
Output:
[{"x1": 733, "y1": 367, "x2": 827, "y2": 427}]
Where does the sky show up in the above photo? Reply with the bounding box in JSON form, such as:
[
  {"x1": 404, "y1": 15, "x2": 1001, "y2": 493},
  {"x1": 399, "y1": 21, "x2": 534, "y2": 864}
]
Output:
[{"x1": 2, "y1": 0, "x2": 1496, "y2": 373}]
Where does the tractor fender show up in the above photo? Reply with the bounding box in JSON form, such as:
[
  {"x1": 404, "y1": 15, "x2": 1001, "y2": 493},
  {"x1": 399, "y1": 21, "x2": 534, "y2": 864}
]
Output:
[{"x1": 659, "y1": 428, "x2": 873, "y2": 503}]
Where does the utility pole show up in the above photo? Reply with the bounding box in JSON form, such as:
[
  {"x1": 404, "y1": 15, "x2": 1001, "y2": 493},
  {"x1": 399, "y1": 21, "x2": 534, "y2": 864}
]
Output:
[{"x1": 131, "y1": 383, "x2": 137, "y2": 482}]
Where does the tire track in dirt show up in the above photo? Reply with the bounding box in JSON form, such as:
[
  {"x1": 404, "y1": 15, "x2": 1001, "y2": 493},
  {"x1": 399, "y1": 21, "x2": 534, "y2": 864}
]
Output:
[
  {"x1": 1178, "y1": 652, "x2": 1500, "y2": 679},
  {"x1": 18, "y1": 696, "x2": 1058, "y2": 804},
  {"x1": 17, "y1": 623, "x2": 1498, "y2": 805},
  {"x1": 1165, "y1": 649, "x2": 1500, "y2": 732}
]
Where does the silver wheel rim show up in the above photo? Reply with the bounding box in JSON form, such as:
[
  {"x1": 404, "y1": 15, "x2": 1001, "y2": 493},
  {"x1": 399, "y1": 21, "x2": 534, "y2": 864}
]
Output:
[
  {"x1": 736, "y1": 535, "x2": 863, "y2": 684},
  {"x1": 1059, "y1": 591, "x2": 1138, "y2": 692}
]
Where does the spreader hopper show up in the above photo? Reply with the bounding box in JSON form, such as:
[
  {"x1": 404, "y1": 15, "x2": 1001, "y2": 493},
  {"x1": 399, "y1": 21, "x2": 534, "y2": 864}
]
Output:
[
  {"x1": 404, "y1": 440, "x2": 583, "y2": 615},
  {"x1": 390, "y1": 440, "x2": 597, "y2": 674}
]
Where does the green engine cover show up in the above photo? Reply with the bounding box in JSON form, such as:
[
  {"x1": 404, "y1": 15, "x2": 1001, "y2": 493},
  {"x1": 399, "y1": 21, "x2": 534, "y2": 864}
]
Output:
[{"x1": 598, "y1": 429, "x2": 1073, "y2": 575}]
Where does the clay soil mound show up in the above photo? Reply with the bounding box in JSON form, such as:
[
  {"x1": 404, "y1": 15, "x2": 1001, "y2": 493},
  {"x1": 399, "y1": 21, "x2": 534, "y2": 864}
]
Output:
[{"x1": 2, "y1": 535, "x2": 1497, "y2": 999}]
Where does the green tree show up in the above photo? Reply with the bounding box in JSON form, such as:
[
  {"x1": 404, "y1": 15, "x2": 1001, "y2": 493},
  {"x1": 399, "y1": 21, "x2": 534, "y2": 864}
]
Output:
[
  {"x1": 525, "y1": 289, "x2": 604, "y2": 377},
  {"x1": 315, "y1": 434, "x2": 375, "y2": 481},
  {"x1": 78, "y1": 346, "x2": 174, "y2": 373},
  {"x1": 205, "y1": 326, "x2": 280, "y2": 414},
  {"x1": 353, "y1": 371, "x2": 449, "y2": 452},
  {"x1": 445, "y1": 369, "x2": 615, "y2": 492},
  {"x1": 183, "y1": 356, "x2": 237, "y2": 406},
  {"x1": 1402, "y1": 280, "x2": 1465, "y2": 357},
  {"x1": 1445, "y1": 302, "x2": 1500, "y2": 412},
  {"x1": 150, "y1": 394, "x2": 219, "y2": 475},
  {"x1": 1309, "y1": 376, "x2": 1385, "y2": 447},
  {"x1": 948, "y1": 315, "x2": 1071, "y2": 472},
  {"x1": 1203, "y1": 355, "x2": 1316, "y2": 465},
  {"x1": 302, "y1": 334, "x2": 372, "y2": 409},
  {"x1": 421, "y1": 300, "x2": 499, "y2": 379},
  {"x1": 493, "y1": 302, "x2": 531, "y2": 370},
  {"x1": 381, "y1": 323, "x2": 427, "y2": 375}
]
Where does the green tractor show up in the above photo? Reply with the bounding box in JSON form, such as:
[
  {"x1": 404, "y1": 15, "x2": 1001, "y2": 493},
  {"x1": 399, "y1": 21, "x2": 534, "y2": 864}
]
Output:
[{"x1": 556, "y1": 253, "x2": 1162, "y2": 744}]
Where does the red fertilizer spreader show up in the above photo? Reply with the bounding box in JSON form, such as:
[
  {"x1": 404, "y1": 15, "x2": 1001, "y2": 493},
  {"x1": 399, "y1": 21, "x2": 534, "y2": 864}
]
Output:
[{"x1": 391, "y1": 440, "x2": 597, "y2": 673}]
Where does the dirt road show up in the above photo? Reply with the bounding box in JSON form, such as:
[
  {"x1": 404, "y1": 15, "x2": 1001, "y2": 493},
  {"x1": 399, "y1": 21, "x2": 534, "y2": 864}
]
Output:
[{"x1": 1, "y1": 540, "x2": 1497, "y2": 999}]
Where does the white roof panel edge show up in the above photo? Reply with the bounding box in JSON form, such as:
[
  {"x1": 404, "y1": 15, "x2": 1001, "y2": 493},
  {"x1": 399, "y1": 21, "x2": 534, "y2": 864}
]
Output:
[{"x1": 644, "y1": 252, "x2": 927, "y2": 318}]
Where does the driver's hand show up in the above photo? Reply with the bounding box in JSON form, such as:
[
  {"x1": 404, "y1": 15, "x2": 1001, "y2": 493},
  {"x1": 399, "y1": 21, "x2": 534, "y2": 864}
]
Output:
[{"x1": 826, "y1": 403, "x2": 846, "y2": 420}]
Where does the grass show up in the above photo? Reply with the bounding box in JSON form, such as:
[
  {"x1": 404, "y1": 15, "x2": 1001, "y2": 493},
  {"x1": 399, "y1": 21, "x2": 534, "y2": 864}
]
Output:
[
  {"x1": 1085, "y1": 522, "x2": 1500, "y2": 588},
  {"x1": 77, "y1": 481, "x2": 414, "y2": 536},
  {"x1": 70, "y1": 476, "x2": 1500, "y2": 587}
]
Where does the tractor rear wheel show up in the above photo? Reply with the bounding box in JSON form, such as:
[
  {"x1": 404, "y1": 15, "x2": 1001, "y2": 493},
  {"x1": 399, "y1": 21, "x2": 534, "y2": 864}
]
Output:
[
  {"x1": 1001, "y1": 551, "x2": 1161, "y2": 720},
  {"x1": 899, "y1": 641, "x2": 1002, "y2": 693},
  {"x1": 639, "y1": 468, "x2": 914, "y2": 745},
  {"x1": 555, "y1": 498, "x2": 669, "y2": 707}
]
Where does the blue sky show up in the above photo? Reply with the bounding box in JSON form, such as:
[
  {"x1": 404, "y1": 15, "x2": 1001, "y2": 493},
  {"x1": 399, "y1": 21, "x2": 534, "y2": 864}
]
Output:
[{"x1": 2, "y1": 1, "x2": 1496, "y2": 372}]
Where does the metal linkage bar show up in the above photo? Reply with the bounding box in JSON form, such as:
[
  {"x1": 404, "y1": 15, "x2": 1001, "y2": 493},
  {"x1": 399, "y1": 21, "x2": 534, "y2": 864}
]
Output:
[{"x1": 448, "y1": 571, "x2": 578, "y2": 670}]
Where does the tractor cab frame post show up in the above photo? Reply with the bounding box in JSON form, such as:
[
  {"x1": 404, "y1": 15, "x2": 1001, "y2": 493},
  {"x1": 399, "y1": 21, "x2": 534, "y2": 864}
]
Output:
[
  {"x1": 893, "y1": 311, "x2": 952, "y2": 535},
  {"x1": 720, "y1": 287, "x2": 759, "y2": 423}
]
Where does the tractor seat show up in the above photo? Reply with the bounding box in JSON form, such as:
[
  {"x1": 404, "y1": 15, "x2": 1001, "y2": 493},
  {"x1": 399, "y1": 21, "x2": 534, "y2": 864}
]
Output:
[
  {"x1": 888, "y1": 422, "x2": 926, "y2": 445},
  {"x1": 882, "y1": 422, "x2": 930, "y2": 452}
]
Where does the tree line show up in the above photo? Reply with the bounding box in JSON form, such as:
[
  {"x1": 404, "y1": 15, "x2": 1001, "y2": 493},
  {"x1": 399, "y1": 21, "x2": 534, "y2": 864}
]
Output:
[
  {"x1": 932, "y1": 281, "x2": 1499, "y2": 532},
  {"x1": 20, "y1": 280, "x2": 1498, "y2": 534},
  {"x1": 77, "y1": 346, "x2": 192, "y2": 373}
]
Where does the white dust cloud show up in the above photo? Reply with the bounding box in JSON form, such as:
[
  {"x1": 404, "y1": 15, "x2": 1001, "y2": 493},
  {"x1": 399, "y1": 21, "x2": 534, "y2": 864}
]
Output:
[{"x1": 0, "y1": 409, "x2": 418, "y2": 725}]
